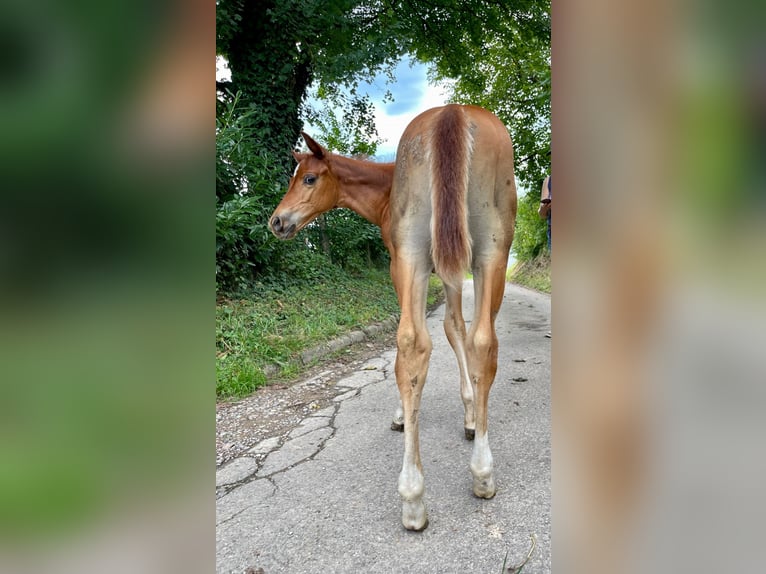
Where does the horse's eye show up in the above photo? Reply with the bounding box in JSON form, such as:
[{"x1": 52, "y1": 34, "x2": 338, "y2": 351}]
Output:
[{"x1": 303, "y1": 174, "x2": 317, "y2": 185}]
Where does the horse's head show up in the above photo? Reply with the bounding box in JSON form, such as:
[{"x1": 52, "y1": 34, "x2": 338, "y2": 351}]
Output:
[{"x1": 269, "y1": 133, "x2": 339, "y2": 240}]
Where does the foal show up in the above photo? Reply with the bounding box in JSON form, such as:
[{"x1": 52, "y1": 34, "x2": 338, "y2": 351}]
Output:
[{"x1": 270, "y1": 104, "x2": 517, "y2": 530}]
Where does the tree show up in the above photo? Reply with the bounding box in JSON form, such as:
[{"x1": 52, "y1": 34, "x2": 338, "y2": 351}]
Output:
[
  {"x1": 217, "y1": 0, "x2": 402, "y2": 170},
  {"x1": 217, "y1": 0, "x2": 550, "y2": 178}
]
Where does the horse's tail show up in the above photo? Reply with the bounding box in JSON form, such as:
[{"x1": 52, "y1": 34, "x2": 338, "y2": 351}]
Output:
[{"x1": 430, "y1": 104, "x2": 473, "y2": 280}]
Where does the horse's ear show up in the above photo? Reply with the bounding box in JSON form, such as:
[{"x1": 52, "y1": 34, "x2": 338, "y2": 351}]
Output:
[
  {"x1": 292, "y1": 150, "x2": 303, "y2": 162},
  {"x1": 302, "y1": 132, "x2": 325, "y2": 160}
]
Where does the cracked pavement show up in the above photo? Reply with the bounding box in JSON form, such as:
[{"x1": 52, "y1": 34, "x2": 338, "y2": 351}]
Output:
[{"x1": 216, "y1": 281, "x2": 551, "y2": 573}]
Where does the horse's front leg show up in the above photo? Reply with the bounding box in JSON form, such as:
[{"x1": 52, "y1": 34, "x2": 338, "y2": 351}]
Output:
[{"x1": 389, "y1": 255, "x2": 406, "y2": 434}]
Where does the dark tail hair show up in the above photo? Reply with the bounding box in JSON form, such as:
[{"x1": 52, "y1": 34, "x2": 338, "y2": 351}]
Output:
[{"x1": 430, "y1": 104, "x2": 473, "y2": 278}]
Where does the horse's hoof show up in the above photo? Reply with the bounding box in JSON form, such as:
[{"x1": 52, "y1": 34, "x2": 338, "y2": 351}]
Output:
[
  {"x1": 402, "y1": 501, "x2": 428, "y2": 531},
  {"x1": 464, "y1": 427, "x2": 475, "y2": 441},
  {"x1": 473, "y1": 476, "x2": 497, "y2": 499},
  {"x1": 391, "y1": 421, "x2": 404, "y2": 432},
  {"x1": 407, "y1": 517, "x2": 428, "y2": 532}
]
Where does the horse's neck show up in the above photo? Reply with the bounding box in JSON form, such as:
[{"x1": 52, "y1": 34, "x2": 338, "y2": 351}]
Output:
[{"x1": 332, "y1": 156, "x2": 394, "y2": 229}]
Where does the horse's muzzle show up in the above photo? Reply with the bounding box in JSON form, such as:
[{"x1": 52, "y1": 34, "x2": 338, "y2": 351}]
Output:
[{"x1": 269, "y1": 214, "x2": 297, "y2": 240}]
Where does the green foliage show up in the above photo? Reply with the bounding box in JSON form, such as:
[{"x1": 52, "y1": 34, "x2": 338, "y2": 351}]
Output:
[
  {"x1": 217, "y1": 0, "x2": 549, "y2": 181},
  {"x1": 305, "y1": 210, "x2": 389, "y2": 271},
  {"x1": 217, "y1": 0, "x2": 403, "y2": 173},
  {"x1": 215, "y1": 194, "x2": 285, "y2": 292},
  {"x1": 216, "y1": 91, "x2": 289, "y2": 202},
  {"x1": 427, "y1": 274, "x2": 444, "y2": 307},
  {"x1": 216, "y1": 0, "x2": 402, "y2": 292},
  {"x1": 216, "y1": 93, "x2": 297, "y2": 291},
  {"x1": 304, "y1": 88, "x2": 383, "y2": 157},
  {"x1": 512, "y1": 190, "x2": 549, "y2": 262},
  {"x1": 507, "y1": 251, "x2": 551, "y2": 293}
]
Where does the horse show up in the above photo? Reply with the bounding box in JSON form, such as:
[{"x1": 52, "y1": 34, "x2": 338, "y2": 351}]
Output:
[{"x1": 269, "y1": 104, "x2": 517, "y2": 531}]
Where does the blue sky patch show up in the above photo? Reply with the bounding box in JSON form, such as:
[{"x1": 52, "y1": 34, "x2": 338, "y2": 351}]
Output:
[{"x1": 380, "y1": 60, "x2": 426, "y2": 115}]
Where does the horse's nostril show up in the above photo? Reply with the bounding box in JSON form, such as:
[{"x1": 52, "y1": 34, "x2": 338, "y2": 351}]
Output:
[{"x1": 271, "y1": 216, "x2": 281, "y2": 230}]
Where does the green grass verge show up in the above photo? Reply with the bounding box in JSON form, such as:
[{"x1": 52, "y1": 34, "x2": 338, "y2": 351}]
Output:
[
  {"x1": 217, "y1": 269, "x2": 444, "y2": 400},
  {"x1": 506, "y1": 252, "x2": 551, "y2": 293}
]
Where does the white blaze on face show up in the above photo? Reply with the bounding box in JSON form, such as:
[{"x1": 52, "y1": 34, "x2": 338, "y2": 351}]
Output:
[{"x1": 292, "y1": 162, "x2": 301, "y2": 178}]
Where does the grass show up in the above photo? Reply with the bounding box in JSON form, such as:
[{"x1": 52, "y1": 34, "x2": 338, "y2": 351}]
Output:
[
  {"x1": 216, "y1": 268, "x2": 444, "y2": 400},
  {"x1": 506, "y1": 252, "x2": 551, "y2": 293}
]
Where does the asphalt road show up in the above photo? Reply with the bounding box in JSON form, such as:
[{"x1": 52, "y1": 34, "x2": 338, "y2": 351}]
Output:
[{"x1": 216, "y1": 281, "x2": 551, "y2": 574}]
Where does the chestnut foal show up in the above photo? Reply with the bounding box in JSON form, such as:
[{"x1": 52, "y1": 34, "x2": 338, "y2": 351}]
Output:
[{"x1": 270, "y1": 104, "x2": 517, "y2": 530}]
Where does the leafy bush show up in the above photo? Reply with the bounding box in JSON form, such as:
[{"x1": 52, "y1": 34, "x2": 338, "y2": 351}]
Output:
[
  {"x1": 215, "y1": 194, "x2": 285, "y2": 292},
  {"x1": 216, "y1": 92, "x2": 309, "y2": 292},
  {"x1": 304, "y1": 210, "x2": 389, "y2": 271},
  {"x1": 512, "y1": 187, "x2": 549, "y2": 262},
  {"x1": 217, "y1": 91, "x2": 396, "y2": 294}
]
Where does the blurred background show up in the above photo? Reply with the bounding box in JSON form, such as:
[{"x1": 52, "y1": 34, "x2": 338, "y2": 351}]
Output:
[
  {"x1": 555, "y1": 0, "x2": 766, "y2": 572},
  {"x1": 0, "y1": 0, "x2": 213, "y2": 572}
]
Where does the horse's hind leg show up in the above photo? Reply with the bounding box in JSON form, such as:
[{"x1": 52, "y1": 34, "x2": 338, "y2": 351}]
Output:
[
  {"x1": 443, "y1": 281, "x2": 475, "y2": 440},
  {"x1": 466, "y1": 258, "x2": 506, "y2": 499},
  {"x1": 392, "y1": 256, "x2": 432, "y2": 531}
]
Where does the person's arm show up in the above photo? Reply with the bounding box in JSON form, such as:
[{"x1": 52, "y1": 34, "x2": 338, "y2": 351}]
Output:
[{"x1": 538, "y1": 176, "x2": 551, "y2": 219}]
